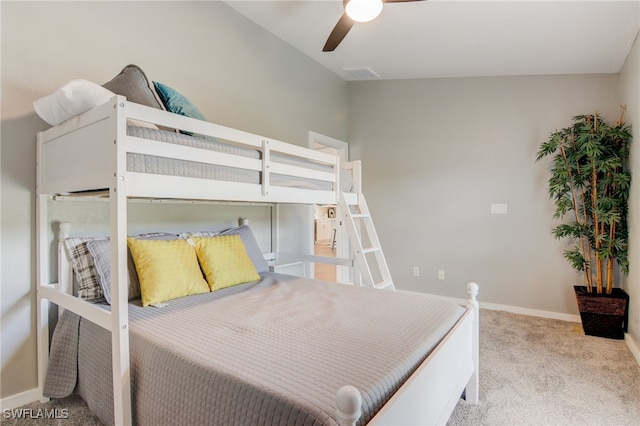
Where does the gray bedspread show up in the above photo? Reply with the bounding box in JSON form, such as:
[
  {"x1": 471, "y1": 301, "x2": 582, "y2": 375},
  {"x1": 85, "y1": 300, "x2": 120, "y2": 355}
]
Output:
[
  {"x1": 126, "y1": 127, "x2": 353, "y2": 192},
  {"x1": 45, "y1": 273, "x2": 465, "y2": 426}
]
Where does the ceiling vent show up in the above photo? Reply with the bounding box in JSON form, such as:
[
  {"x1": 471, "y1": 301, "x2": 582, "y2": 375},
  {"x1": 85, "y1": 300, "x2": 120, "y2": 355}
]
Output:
[{"x1": 343, "y1": 67, "x2": 381, "y2": 81}]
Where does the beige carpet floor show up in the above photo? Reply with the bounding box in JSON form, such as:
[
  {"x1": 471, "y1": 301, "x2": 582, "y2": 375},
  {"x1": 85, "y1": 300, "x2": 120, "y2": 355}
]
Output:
[
  {"x1": 448, "y1": 310, "x2": 640, "y2": 426},
  {"x1": 3, "y1": 309, "x2": 639, "y2": 425}
]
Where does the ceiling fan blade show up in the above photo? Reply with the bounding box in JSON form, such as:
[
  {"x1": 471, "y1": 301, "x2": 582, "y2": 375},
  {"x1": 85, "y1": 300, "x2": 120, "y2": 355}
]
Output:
[{"x1": 323, "y1": 13, "x2": 355, "y2": 52}]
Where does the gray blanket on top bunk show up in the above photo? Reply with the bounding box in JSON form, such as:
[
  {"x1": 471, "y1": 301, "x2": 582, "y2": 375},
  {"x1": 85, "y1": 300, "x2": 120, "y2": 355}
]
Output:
[
  {"x1": 126, "y1": 126, "x2": 353, "y2": 192},
  {"x1": 45, "y1": 273, "x2": 465, "y2": 426}
]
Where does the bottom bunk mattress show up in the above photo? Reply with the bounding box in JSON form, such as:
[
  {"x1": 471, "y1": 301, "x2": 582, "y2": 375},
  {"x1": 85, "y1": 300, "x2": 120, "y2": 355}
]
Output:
[{"x1": 45, "y1": 273, "x2": 466, "y2": 426}]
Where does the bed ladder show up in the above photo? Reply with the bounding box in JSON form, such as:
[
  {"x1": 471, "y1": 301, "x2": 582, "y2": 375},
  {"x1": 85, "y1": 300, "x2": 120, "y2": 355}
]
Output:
[{"x1": 339, "y1": 192, "x2": 395, "y2": 291}]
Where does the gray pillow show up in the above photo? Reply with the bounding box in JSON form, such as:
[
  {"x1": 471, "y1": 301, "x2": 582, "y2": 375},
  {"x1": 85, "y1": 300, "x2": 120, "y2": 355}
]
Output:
[
  {"x1": 86, "y1": 232, "x2": 178, "y2": 305},
  {"x1": 103, "y1": 64, "x2": 164, "y2": 110}
]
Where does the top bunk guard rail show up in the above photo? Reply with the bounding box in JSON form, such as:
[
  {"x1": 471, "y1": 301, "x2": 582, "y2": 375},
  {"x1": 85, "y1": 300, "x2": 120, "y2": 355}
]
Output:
[{"x1": 37, "y1": 96, "x2": 354, "y2": 205}]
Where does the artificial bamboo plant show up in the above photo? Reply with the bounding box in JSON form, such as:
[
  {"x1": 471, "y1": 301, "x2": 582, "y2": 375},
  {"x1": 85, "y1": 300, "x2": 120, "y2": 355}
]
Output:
[{"x1": 536, "y1": 109, "x2": 632, "y2": 294}]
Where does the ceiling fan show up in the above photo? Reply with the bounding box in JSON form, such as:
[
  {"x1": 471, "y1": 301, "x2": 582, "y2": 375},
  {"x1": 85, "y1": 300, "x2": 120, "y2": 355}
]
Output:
[{"x1": 323, "y1": 0, "x2": 426, "y2": 52}]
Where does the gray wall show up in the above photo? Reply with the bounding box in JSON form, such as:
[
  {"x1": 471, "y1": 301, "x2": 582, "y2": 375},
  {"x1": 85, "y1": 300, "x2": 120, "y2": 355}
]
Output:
[
  {"x1": 1, "y1": 1, "x2": 347, "y2": 399},
  {"x1": 618, "y1": 32, "x2": 640, "y2": 355},
  {"x1": 348, "y1": 75, "x2": 620, "y2": 315}
]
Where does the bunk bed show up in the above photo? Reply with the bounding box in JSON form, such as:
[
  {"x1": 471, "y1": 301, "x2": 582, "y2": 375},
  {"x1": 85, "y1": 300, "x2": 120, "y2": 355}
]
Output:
[{"x1": 36, "y1": 84, "x2": 479, "y2": 425}]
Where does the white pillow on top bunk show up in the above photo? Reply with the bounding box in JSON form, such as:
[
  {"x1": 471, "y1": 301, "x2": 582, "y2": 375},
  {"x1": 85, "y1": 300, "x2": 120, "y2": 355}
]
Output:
[
  {"x1": 33, "y1": 79, "x2": 114, "y2": 126},
  {"x1": 33, "y1": 65, "x2": 206, "y2": 130}
]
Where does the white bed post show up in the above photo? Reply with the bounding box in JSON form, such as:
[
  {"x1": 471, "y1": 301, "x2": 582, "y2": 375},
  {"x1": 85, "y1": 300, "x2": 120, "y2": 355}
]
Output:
[
  {"x1": 270, "y1": 205, "x2": 279, "y2": 268},
  {"x1": 57, "y1": 223, "x2": 73, "y2": 316},
  {"x1": 465, "y1": 282, "x2": 480, "y2": 404},
  {"x1": 262, "y1": 139, "x2": 271, "y2": 197},
  {"x1": 336, "y1": 385, "x2": 363, "y2": 426},
  {"x1": 35, "y1": 139, "x2": 51, "y2": 403},
  {"x1": 351, "y1": 160, "x2": 362, "y2": 194},
  {"x1": 110, "y1": 98, "x2": 132, "y2": 426}
]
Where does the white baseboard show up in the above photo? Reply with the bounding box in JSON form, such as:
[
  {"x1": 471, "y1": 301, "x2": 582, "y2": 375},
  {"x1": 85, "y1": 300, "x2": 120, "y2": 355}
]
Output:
[
  {"x1": 0, "y1": 388, "x2": 44, "y2": 410},
  {"x1": 432, "y1": 292, "x2": 640, "y2": 367},
  {"x1": 427, "y1": 293, "x2": 582, "y2": 323},
  {"x1": 625, "y1": 332, "x2": 640, "y2": 367},
  {"x1": 478, "y1": 301, "x2": 581, "y2": 323}
]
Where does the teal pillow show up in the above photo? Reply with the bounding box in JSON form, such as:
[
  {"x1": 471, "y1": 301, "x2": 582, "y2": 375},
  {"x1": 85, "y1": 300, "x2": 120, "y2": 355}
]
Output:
[{"x1": 153, "y1": 81, "x2": 206, "y2": 134}]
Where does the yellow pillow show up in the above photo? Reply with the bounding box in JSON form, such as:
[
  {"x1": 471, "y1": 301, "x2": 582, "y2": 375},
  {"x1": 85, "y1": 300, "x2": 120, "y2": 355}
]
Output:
[
  {"x1": 193, "y1": 235, "x2": 261, "y2": 291},
  {"x1": 127, "y1": 238, "x2": 210, "y2": 307}
]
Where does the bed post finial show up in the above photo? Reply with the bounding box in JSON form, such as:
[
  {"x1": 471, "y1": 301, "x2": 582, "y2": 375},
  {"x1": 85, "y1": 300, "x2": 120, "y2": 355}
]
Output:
[
  {"x1": 58, "y1": 222, "x2": 72, "y2": 240},
  {"x1": 466, "y1": 282, "x2": 480, "y2": 404},
  {"x1": 336, "y1": 385, "x2": 362, "y2": 426},
  {"x1": 466, "y1": 282, "x2": 479, "y2": 309}
]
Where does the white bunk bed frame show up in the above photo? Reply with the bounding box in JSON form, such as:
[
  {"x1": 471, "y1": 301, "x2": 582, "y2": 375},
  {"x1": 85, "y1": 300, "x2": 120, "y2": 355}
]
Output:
[{"x1": 36, "y1": 95, "x2": 479, "y2": 426}]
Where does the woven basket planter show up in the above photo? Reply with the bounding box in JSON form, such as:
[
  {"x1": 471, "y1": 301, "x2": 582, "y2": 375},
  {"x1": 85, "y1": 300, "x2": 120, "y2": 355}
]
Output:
[{"x1": 574, "y1": 286, "x2": 629, "y2": 340}]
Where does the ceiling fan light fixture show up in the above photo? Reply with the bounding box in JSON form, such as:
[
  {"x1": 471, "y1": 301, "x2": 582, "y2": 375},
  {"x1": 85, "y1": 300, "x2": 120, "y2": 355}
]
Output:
[{"x1": 345, "y1": 0, "x2": 384, "y2": 23}]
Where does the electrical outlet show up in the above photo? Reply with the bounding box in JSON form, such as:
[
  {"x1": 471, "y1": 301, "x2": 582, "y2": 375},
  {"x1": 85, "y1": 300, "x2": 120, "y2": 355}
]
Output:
[
  {"x1": 438, "y1": 270, "x2": 446, "y2": 280},
  {"x1": 413, "y1": 266, "x2": 420, "y2": 277}
]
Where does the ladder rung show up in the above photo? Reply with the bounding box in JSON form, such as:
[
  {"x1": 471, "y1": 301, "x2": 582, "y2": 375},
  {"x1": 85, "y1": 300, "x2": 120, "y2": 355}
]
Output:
[
  {"x1": 374, "y1": 281, "x2": 394, "y2": 290},
  {"x1": 351, "y1": 213, "x2": 370, "y2": 219},
  {"x1": 362, "y1": 246, "x2": 381, "y2": 254}
]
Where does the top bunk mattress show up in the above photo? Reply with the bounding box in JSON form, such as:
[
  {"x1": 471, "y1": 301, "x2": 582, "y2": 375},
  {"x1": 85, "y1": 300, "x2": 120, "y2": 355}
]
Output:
[{"x1": 127, "y1": 126, "x2": 354, "y2": 192}]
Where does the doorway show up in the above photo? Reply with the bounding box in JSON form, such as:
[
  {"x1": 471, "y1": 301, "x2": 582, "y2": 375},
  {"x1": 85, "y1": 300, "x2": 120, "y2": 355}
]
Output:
[{"x1": 308, "y1": 132, "x2": 349, "y2": 283}]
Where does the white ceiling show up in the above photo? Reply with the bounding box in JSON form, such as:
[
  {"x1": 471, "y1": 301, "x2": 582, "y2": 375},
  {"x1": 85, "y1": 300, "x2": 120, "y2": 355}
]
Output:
[{"x1": 224, "y1": 0, "x2": 640, "y2": 81}]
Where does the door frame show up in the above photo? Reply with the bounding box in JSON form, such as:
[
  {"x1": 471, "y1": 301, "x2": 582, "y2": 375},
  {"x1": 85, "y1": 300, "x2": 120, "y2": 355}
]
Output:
[{"x1": 308, "y1": 131, "x2": 350, "y2": 284}]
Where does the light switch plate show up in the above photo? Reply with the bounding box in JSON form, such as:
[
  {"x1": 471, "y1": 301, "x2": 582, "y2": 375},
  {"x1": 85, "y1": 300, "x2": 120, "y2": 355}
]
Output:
[{"x1": 491, "y1": 203, "x2": 508, "y2": 214}]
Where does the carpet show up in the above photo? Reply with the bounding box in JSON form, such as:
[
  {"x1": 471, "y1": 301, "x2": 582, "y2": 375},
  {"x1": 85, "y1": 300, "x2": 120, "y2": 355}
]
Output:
[{"x1": 448, "y1": 309, "x2": 640, "y2": 426}]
